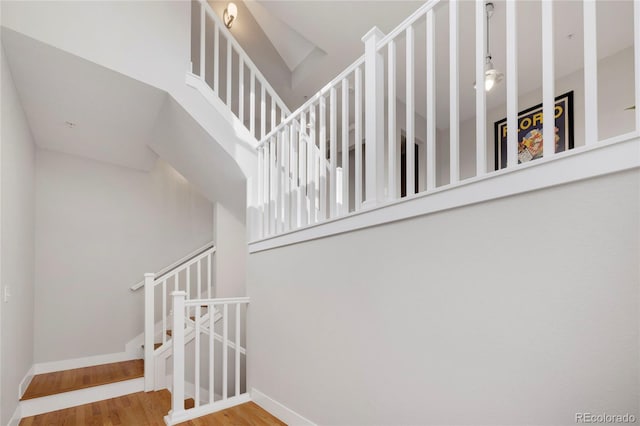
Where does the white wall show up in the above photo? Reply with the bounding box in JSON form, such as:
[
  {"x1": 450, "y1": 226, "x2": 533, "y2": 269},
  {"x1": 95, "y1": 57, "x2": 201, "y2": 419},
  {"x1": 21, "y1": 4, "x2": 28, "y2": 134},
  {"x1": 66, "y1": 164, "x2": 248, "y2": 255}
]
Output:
[
  {"x1": 247, "y1": 169, "x2": 639, "y2": 425},
  {"x1": 34, "y1": 150, "x2": 213, "y2": 363},
  {"x1": 1, "y1": 45, "x2": 36, "y2": 425},
  {"x1": 213, "y1": 203, "x2": 247, "y2": 298}
]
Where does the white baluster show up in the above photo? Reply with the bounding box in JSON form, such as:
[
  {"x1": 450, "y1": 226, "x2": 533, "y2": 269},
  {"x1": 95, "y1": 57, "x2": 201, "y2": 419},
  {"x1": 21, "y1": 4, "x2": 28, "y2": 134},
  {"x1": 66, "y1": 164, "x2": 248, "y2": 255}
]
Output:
[
  {"x1": 226, "y1": 39, "x2": 232, "y2": 107},
  {"x1": 200, "y1": 3, "x2": 205, "y2": 79},
  {"x1": 271, "y1": 97, "x2": 276, "y2": 133},
  {"x1": 583, "y1": 0, "x2": 598, "y2": 145},
  {"x1": 257, "y1": 147, "x2": 263, "y2": 238},
  {"x1": 207, "y1": 252, "x2": 212, "y2": 299},
  {"x1": 222, "y1": 303, "x2": 229, "y2": 400},
  {"x1": 194, "y1": 304, "x2": 201, "y2": 407},
  {"x1": 475, "y1": 0, "x2": 487, "y2": 176},
  {"x1": 354, "y1": 66, "x2": 363, "y2": 210},
  {"x1": 341, "y1": 79, "x2": 350, "y2": 213},
  {"x1": 291, "y1": 123, "x2": 299, "y2": 228},
  {"x1": 250, "y1": 71, "x2": 256, "y2": 137},
  {"x1": 283, "y1": 127, "x2": 291, "y2": 231},
  {"x1": 542, "y1": 0, "x2": 555, "y2": 159},
  {"x1": 635, "y1": 0, "x2": 640, "y2": 133},
  {"x1": 319, "y1": 97, "x2": 327, "y2": 220},
  {"x1": 235, "y1": 303, "x2": 241, "y2": 397},
  {"x1": 426, "y1": 9, "x2": 436, "y2": 190},
  {"x1": 388, "y1": 41, "x2": 397, "y2": 200},
  {"x1": 329, "y1": 87, "x2": 337, "y2": 217},
  {"x1": 197, "y1": 258, "x2": 202, "y2": 299},
  {"x1": 506, "y1": 0, "x2": 519, "y2": 168},
  {"x1": 144, "y1": 273, "x2": 155, "y2": 391},
  {"x1": 299, "y1": 117, "x2": 308, "y2": 226},
  {"x1": 262, "y1": 141, "x2": 271, "y2": 237},
  {"x1": 213, "y1": 22, "x2": 219, "y2": 93},
  {"x1": 171, "y1": 291, "x2": 186, "y2": 415},
  {"x1": 276, "y1": 131, "x2": 283, "y2": 233},
  {"x1": 451, "y1": 0, "x2": 460, "y2": 183},
  {"x1": 162, "y1": 280, "x2": 167, "y2": 345},
  {"x1": 308, "y1": 106, "x2": 317, "y2": 223},
  {"x1": 406, "y1": 25, "x2": 415, "y2": 195},
  {"x1": 362, "y1": 27, "x2": 385, "y2": 207},
  {"x1": 270, "y1": 137, "x2": 277, "y2": 235},
  {"x1": 186, "y1": 266, "x2": 191, "y2": 301},
  {"x1": 209, "y1": 302, "x2": 215, "y2": 404},
  {"x1": 239, "y1": 58, "x2": 245, "y2": 124},
  {"x1": 260, "y1": 85, "x2": 266, "y2": 139}
]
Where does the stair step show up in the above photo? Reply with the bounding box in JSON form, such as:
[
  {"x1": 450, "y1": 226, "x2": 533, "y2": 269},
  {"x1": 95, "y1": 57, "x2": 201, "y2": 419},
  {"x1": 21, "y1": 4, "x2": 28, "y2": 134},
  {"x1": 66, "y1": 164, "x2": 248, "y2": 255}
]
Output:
[
  {"x1": 141, "y1": 343, "x2": 163, "y2": 350},
  {"x1": 20, "y1": 359, "x2": 144, "y2": 401},
  {"x1": 185, "y1": 397, "x2": 195, "y2": 409},
  {"x1": 19, "y1": 390, "x2": 201, "y2": 424}
]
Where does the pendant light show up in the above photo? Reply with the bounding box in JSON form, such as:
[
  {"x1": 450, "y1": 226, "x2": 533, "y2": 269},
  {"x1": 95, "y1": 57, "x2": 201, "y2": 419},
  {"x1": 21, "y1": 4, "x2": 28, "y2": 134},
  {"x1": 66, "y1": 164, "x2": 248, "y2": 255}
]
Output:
[{"x1": 475, "y1": 2, "x2": 503, "y2": 92}]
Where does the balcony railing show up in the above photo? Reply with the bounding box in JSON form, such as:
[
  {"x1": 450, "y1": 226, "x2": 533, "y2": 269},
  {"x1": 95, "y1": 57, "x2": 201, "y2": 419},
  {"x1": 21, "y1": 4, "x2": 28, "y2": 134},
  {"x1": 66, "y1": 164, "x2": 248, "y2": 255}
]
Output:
[{"x1": 251, "y1": 0, "x2": 640, "y2": 243}]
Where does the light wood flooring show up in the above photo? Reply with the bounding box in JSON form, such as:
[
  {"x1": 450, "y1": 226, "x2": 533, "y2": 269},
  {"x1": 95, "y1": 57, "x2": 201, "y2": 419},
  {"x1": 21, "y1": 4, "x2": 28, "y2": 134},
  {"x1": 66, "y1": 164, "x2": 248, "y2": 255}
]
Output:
[
  {"x1": 19, "y1": 390, "x2": 285, "y2": 425},
  {"x1": 21, "y1": 359, "x2": 144, "y2": 400}
]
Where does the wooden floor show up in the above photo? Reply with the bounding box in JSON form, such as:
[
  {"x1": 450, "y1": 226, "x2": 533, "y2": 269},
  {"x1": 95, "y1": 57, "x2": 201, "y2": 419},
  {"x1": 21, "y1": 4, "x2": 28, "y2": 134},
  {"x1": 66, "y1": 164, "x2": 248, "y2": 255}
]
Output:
[
  {"x1": 20, "y1": 390, "x2": 285, "y2": 425},
  {"x1": 177, "y1": 401, "x2": 286, "y2": 425},
  {"x1": 21, "y1": 359, "x2": 144, "y2": 400}
]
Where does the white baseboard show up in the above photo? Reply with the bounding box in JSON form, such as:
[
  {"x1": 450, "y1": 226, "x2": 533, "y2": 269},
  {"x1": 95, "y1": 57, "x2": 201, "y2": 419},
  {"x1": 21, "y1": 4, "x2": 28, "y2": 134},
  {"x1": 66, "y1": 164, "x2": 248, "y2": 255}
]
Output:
[
  {"x1": 33, "y1": 351, "x2": 141, "y2": 375},
  {"x1": 251, "y1": 388, "x2": 316, "y2": 426},
  {"x1": 19, "y1": 377, "x2": 144, "y2": 418},
  {"x1": 18, "y1": 365, "x2": 35, "y2": 399},
  {"x1": 8, "y1": 405, "x2": 21, "y2": 426}
]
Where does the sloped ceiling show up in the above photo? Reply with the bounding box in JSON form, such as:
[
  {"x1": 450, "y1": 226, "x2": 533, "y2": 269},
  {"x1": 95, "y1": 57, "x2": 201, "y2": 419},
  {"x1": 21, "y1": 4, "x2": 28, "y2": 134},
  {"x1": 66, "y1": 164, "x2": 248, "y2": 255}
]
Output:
[
  {"x1": 244, "y1": 0, "x2": 322, "y2": 73},
  {"x1": 210, "y1": 0, "x2": 424, "y2": 109},
  {"x1": 2, "y1": 27, "x2": 164, "y2": 171}
]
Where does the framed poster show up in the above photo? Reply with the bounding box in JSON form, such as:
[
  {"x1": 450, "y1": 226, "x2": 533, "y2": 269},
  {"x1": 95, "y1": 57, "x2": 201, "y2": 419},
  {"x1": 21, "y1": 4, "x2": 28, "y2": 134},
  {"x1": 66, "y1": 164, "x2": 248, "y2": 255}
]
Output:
[{"x1": 494, "y1": 91, "x2": 574, "y2": 170}]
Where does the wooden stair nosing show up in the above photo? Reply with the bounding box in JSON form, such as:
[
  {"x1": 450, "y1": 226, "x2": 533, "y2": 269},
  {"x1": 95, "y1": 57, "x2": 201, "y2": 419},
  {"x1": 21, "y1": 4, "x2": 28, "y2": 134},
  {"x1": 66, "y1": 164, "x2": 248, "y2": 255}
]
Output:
[{"x1": 20, "y1": 359, "x2": 144, "y2": 401}]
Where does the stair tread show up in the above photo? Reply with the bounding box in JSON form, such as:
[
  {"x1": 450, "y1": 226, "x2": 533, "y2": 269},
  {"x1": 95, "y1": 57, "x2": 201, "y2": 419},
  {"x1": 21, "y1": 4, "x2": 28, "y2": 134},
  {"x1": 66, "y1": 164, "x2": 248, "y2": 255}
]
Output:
[
  {"x1": 20, "y1": 359, "x2": 144, "y2": 401},
  {"x1": 142, "y1": 343, "x2": 163, "y2": 350}
]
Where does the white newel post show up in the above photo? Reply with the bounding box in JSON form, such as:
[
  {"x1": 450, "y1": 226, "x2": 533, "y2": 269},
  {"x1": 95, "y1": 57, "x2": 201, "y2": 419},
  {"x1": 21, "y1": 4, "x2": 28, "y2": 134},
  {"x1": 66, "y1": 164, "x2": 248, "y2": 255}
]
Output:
[
  {"x1": 361, "y1": 27, "x2": 385, "y2": 208},
  {"x1": 144, "y1": 273, "x2": 155, "y2": 392},
  {"x1": 169, "y1": 291, "x2": 187, "y2": 418}
]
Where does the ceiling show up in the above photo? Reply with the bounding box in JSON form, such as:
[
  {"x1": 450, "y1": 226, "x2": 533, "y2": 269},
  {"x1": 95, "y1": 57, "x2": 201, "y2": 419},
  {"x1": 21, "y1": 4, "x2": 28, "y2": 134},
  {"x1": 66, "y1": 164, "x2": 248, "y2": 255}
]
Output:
[
  {"x1": 211, "y1": 0, "x2": 425, "y2": 109},
  {"x1": 221, "y1": 0, "x2": 635, "y2": 128},
  {"x1": 2, "y1": 28, "x2": 247, "y2": 217},
  {"x1": 1, "y1": 27, "x2": 165, "y2": 172}
]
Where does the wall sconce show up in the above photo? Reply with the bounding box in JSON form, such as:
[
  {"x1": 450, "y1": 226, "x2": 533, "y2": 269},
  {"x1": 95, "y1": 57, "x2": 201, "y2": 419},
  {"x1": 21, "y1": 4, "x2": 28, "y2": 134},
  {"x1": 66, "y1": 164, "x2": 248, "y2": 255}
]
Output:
[{"x1": 223, "y1": 2, "x2": 238, "y2": 29}]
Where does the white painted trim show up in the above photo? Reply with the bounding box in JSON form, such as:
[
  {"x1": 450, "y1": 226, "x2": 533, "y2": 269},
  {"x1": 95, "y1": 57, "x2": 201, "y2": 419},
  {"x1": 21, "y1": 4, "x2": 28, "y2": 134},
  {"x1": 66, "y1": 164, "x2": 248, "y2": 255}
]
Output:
[
  {"x1": 130, "y1": 241, "x2": 215, "y2": 291},
  {"x1": 164, "y1": 393, "x2": 251, "y2": 425},
  {"x1": 249, "y1": 135, "x2": 640, "y2": 253},
  {"x1": 8, "y1": 405, "x2": 21, "y2": 426},
  {"x1": 18, "y1": 365, "x2": 34, "y2": 400},
  {"x1": 185, "y1": 73, "x2": 257, "y2": 148},
  {"x1": 19, "y1": 377, "x2": 144, "y2": 417},
  {"x1": 251, "y1": 388, "x2": 316, "y2": 426},
  {"x1": 33, "y1": 351, "x2": 141, "y2": 375}
]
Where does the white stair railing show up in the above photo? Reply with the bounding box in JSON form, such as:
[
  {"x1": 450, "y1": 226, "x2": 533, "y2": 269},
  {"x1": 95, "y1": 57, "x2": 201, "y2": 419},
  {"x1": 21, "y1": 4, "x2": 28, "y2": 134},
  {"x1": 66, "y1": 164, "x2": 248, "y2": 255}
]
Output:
[
  {"x1": 164, "y1": 292, "x2": 250, "y2": 425},
  {"x1": 255, "y1": 57, "x2": 365, "y2": 239},
  {"x1": 143, "y1": 244, "x2": 216, "y2": 391},
  {"x1": 252, "y1": 0, "x2": 640, "y2": 240},
  {"x1": 190, "y1": 0, "x2": 290, "y2": 139}
]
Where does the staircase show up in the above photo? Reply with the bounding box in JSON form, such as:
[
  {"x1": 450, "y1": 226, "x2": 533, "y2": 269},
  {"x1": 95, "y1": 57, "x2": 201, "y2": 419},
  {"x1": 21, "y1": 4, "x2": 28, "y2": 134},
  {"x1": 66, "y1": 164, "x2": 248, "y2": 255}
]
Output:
[
  {"x1": 15, "y1": 241, "x2": 250, "y2": 424},
  {"x1": 18, "y1": 360, "x2": 145, "y2": 419}
]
